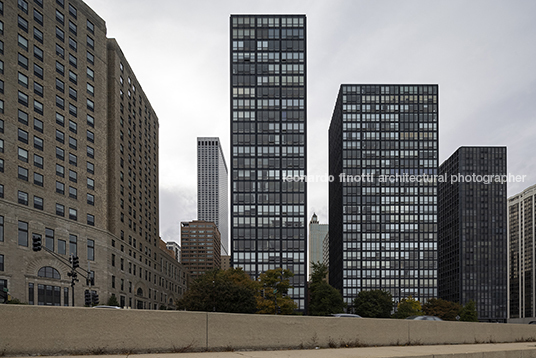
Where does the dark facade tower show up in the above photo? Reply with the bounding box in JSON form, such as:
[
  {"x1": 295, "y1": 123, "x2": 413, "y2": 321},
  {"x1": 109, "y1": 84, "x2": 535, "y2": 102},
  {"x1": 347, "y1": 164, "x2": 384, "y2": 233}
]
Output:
[
  {"x1": 438, "y1": 146, "x2": 507, "y2": 322},
  {"x1": 230, "y1": 15, "x2": 307, "y2": 310},
  {"x1": 329, "y1": 84, "x2": 438, "y2": 308}
]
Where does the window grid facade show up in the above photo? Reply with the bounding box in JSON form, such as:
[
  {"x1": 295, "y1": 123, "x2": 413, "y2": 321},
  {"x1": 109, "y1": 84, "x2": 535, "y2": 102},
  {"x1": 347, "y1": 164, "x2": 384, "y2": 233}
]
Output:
[
  {"x1": 329, "y1": 84, "x2": 438, "y2": 308},
  {"x1": 439, "y1": 146, "x2": 507, "y2": 322},
  {"x1": 230, "y1": 15, "x2": 307, "y2": 310}
]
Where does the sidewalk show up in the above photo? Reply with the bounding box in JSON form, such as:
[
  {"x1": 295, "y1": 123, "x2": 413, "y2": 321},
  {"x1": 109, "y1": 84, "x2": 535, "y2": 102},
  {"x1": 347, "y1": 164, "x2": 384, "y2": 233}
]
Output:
[{"x1": 10, "y1": 343, "x2": 536, "y2": 358}]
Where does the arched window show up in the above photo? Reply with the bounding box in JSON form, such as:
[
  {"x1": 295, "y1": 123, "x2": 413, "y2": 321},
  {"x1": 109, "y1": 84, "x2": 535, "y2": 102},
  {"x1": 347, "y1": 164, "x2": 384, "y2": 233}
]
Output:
[
  {"x1": 136, "y1": 287, "x2": 143, "y2": 296},
  {"x1": 38, "y1": 266, "x2": 61, "y2": 279}
]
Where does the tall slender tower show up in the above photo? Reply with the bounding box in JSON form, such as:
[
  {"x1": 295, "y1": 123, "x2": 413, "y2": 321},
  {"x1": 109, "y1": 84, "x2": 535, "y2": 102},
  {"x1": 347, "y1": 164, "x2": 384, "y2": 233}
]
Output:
[
  {"x1": 230, "y1": 15, "x2": 307, "y2": 310},
  {"x1": 329, "y1": 84, "x2": 438, "y2": 308},
  {"x1": 197, "y1": 137, "x2": 228, "y2": 254}
]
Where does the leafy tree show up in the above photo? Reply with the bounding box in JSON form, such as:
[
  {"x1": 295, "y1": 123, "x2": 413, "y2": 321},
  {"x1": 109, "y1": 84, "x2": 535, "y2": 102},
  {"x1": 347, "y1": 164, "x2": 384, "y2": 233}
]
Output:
[
  {"x1": 422, "y1": 298, "x2": 462, "y2": 321},
  {"x1": 177, "y1": 268, "x2": 258, "y2": 313},
  {"x1": 107, "y1": 294, "x2": 120, "y2": 307},
  {"x1": 257, "y1": 268, "x2": 297, "y2": 314},
  {"x1": 460, "y1": 300, "x2": 478, "y2": 322},
  {"x1": 392, "y1": 296, "x2": 422, "y2": 319},
  {"x1": 353, "y1": 290, "x2": 393, "y2": 318},
  {"x1": 308, "y1": 262, "x2": 345, "y2": 316}
]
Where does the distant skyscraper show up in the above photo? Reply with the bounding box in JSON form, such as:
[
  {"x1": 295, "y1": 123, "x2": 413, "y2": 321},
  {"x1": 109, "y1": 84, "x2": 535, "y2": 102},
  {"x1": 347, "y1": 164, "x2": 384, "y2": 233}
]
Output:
[
  {"x1": 438, "y1": 146, "x2": 507, "y2": 322},
  {"x1": 329, "y1": 84, "x2": 438, "y2": 308},
  {"x1": 230, "y1": 15, "x2": 307, "y2": 310},
  {"x1": 181, "y1": 221, "x2": 222, "y2": 281},
  {"x1": 508, "y1": 183, "x2": 536, "y2": 323},
  {"x1": 309, "y1": 213, "x2": 328, "y2": 275},
  {"x1": 197, "y1": 137, "x2": 228, "y2": 254}
]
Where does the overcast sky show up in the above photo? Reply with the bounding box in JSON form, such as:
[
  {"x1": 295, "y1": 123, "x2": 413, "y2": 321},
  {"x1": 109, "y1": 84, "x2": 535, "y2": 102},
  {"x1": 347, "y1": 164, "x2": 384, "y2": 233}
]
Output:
[{"x1": 84, "y1": 0, "x2": 536, "y2": 244}]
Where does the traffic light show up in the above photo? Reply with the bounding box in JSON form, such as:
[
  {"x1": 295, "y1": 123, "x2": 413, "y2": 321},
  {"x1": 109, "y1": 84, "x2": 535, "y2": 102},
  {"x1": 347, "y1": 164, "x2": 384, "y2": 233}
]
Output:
[
  {"x1": 92, "y1": 291, "x2": 99, "y2": 305},
  {"x1": 72, "y1": 256, "x2": 79, "y2": 269},
  {"x1": 84, "y1": 290, "x2": 91, "y2": 306},
  {"x1": 32, "y1": 234, "x2": 42, "y2": 252}
]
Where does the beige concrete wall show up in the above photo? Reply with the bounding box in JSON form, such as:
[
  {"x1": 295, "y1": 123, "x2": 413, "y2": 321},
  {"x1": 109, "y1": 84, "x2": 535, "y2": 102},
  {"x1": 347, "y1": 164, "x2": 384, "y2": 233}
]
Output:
[{"x1": 3, "y1": 305, "x2": 536, "y2": 356}]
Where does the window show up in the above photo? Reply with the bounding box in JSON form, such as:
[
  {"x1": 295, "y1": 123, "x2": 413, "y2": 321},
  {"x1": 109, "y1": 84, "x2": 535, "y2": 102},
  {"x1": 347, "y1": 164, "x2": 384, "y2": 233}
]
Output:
[
  {"x1": 69, "y1": 136, "x2": 77, "y2": 150},
  {"x1": 87, "y1": 114, "x2": 94, "y2": 127},
  {"x1": 58, "y1": 239, "x2": 66, "y2": 255},
  {"x1": 69, "y1": 120, "x2": 77, "y2": 133},
  {"x1": 87, "y1": 177, "x2": 95, "y2": 190},
  {"x1": 87, "y1": 99, "x2": 94, "y2": 111},
  {"x1": 69, "y1": 103, "x2": 77, "y2": 117},
  {"x1": 45, "y1": 228, "x2": 54, "y2": 251},
  {"x1": 56, "y1": 203, "x2": 65, "y2": 216},
  {"x1": 18, "y1": 72, "x2": 29, "y2": 87},
  {"x1": 34, "y1": 172, "x2": 44, "y2": 186},
  {"x1": 18, "y1": 0, "x2": 28, "y2": 13},
  {"x1": 18, "y1": 166, "x2": 29, "y2": 181},
  {"x1": 34, "y1": 136, "x2": 43, "y2": 151},
  {"x1": 56, "y1": 112, "x2": 65, "y2": 126},
  {"x1": 56, "y1": 61, "x2": 65, "y2": 75},
  {"x1": 56, "y1": 164, "x2": 64, "y2": 177},
  {"x1": 56, "y1": 78, "x2": 65, "y2": 92},
  {"x1": 34, "y1": 82, "x2": 43, "y2": 97},
  {"x1": 69, "y1": 169, "x2": 77, "y2": 183},
  {"x1": 34, "y1": 196, "x2": 44, "y2": 210},
  {"x1": 87, "y1": 36, "x2": 94, "y2": 49},
  {"x1": 34, "y1": 99, "x2": 43, "y2": 115},
  {"x1": 88, "y1": 239, "x2": 95, "y2": 261},
  {"x1": 69, "y1": 54, "x2": 77, "y2": 68},
  {"x1": 18, "y1": 109, "x2": 29, "y2": 124},
  {"x1": 87, "y1": 146, "x2": 94, "y2": 158},
  {"x1": 18, "y1": 147, "x2": 29, "y2": 162},
  {"x1": 18, "y1": 53, "x2": 29, "y2": 69},
  {"x1": 56, "y1": 147, "x2": 64, "y2": 160},
  {"x1": 0, "y1": 216, "x2": 3, "y2": 242},
  {"x1": 56, "y1": 10, "x2": 64, "y2": 24},
  {"x1": 69, "y1": 87, "x2": 77, "y2": 100},
  {"x1": 56, "y1": 44, "x2": 64, "y2": 58},
  {"x1": 87, "y1": 161, "x2": 94, "y2": 174},
  {"x1": 87, "y1": 51, "x2": 94, "y2": 64},
  {"x1": 18, "y1": 190, "x2": 29, "y2": 205},
  {"x1": 87, "y1": 130, "x2": 94, "y2": 143},
  {"x1": 18, "y1": 91, "x2": 29, "y2": 106},
  {"x1": 18, "y1": 221, "x2": 28, "y2": 246},
  {"x1": 38, "y1": 284, "x2": 61, "y2": 306},
  {"x1": 18, "y1": 34, "x2": 29, "y2": 51},
  {"x1": 34, "y1": 63, "x2": 43, "y2": 79},
  {"x1": 18, "y1": 15, "x2": 29, "y2": 32},
  {"x1": 0, "y1": 254, "x2": 3, "y2": 271},
  {"x1": 87, "y1": 214, "x2": 95, "y2": 226},
  {"x1": 56, "y1": 27, "x2": 65, "y2": 42},
  {"x1": 68, "y1": 20, "x2": 77, "y2": 35},
  {"x1": 68, "y1": 4, "x2": 77, "y2": 17},
  {"x1": 69, "y1": 234, "x2": 77, "y2": 255},
  {"x1": 33, "y1": 9, "x2": 43, "y2": 25},
  {"x1": 34, "y1": 118, "x2": 43, "y2": 133},
  {"x1": 87, "y1": 67, "x2": 94, "y2": 80},
  {"x1": 87, "y1": 20, "x2": 94, "y2": 34},
  {"x1": 33, "y1": 45, "x2": 43, "y2": 61},
  {"x1": 69, "y1": 70, "x2": 77, "y2": 84},
  {"x1": 87, "y1": 83, "x2": 94, "y2": 96},
  {"x1": 56, "y1": 129, "x2": 65, "y2": 143},
  {"x1": 34, "y1": 154, "x2": 43, "y2": 168},
  {"x1": 0, "y1": 139, "x2": 3, "y2": 153},
  {"x1": 68, "y1": 186, "x2": 77, "y2": 199},
  {"x1": 34, "y1": 27, "x2": 43, "y2": 43},
  {"x1": 69, "y1": 153, "x2": 77, "y2": 166},
  {"x1": 56, "y1": 181, "x2": 65, "y2": 195},
  {"x1": 68, "y1": 37, "x2": 77, "y2": 52},
  {"x1": 87, "y1": 193, "x2": 95, "y2": 206},
  {"x1": 69, "y1": 208, "x2": 77, "y2": 221},
  {"x1": 56, "y1": 95, "x2": 65, "y2": 109}
]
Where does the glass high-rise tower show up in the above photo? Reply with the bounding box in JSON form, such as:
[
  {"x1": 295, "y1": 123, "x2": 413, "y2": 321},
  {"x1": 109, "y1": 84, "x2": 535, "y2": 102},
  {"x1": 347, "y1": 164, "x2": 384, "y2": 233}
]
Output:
[
  {"x1": 197, "y1": 137, "x2": 228, "y2": 254},
  {"x1": 230, "y1": 15, "x2": 307, "y2": 310},
  {"x1": 328, "y1": 84, "x2": 438, "y2": 308}
]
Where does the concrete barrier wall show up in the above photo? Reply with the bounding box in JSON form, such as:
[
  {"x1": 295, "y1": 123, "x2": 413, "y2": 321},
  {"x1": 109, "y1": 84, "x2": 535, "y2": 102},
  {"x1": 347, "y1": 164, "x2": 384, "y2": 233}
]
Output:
[{"x1": 2, "y1": 305, "x2": 536, "y2": 356}]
